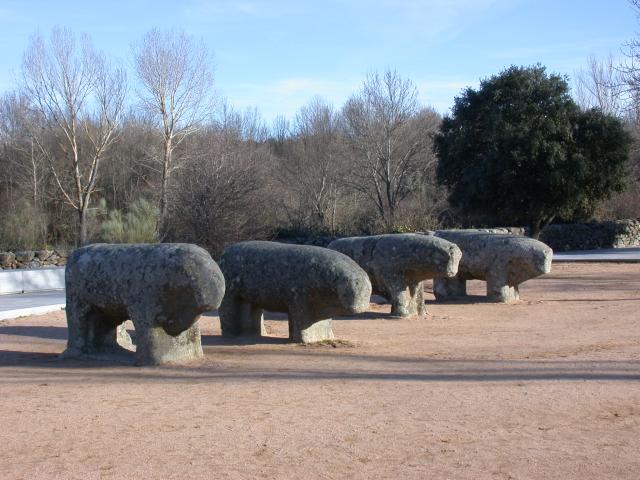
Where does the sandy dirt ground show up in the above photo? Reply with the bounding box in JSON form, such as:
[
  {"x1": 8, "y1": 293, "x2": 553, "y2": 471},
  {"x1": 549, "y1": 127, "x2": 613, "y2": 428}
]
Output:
[{"x1": 0, "y1": 262, "x2": 639, "y2": 479}]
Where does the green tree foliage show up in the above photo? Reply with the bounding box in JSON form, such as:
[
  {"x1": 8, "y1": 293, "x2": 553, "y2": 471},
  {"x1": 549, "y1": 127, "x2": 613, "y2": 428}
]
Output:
[{"x1": 435, "y1": 65, "x2": 631, "y2": 238}]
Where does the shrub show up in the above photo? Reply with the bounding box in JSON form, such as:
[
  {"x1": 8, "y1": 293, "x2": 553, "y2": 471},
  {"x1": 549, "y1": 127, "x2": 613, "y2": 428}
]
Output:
[
  {"x1": 0, "y1": 199, "x2": 48, "y2": 250},
  {"x1": 98, "y1": 198, "x2": 158, "y2": 244}
]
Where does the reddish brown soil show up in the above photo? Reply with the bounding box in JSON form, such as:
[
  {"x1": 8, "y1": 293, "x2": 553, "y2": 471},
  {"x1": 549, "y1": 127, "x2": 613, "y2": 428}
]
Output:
[{"x1": 0, "y1": 262, "x2": 639, "y2": 479}]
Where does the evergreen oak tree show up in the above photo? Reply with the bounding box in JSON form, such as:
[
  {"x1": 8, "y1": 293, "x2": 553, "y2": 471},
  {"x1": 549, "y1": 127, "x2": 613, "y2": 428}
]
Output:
[{"x1": 435, "y1": 65, "x2": 631, "y2": 239}]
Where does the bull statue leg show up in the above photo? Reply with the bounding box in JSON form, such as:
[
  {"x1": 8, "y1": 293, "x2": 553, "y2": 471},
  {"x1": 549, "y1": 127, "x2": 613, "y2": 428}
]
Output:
[
  {"x1": 513, "y1": 285, "x2": 520, "y2": 301},
  {"x1": 130, "y1": 307, "x2": 203, "y2": 366},
  {"x1": 238, "y1": 301, "x2": 266, "y2": 336},
  {"x1": 63, "y1": 300, "x2": 132, "y2": 358},
  {"x1": 381, "y1": 274, "x2": 417, "y2": 317},
  {"x1": 288, "y1": 302, "x2": 334, "y2": 343},
  {"x1": 486, "y1": 275, "x2": 519, "y2": 303},
  {"x1": 433, "y1": 277, "x2": 467, "y2": 300},
  {"x1": 219, "y1": 296, "x2": 265, "y2": 337},
  {"x1": 62, "y1": 299, "x2": 92, "y2": 358},
  {"x1": 408, "y1": 280, "x2": 426, "y2": 316}
]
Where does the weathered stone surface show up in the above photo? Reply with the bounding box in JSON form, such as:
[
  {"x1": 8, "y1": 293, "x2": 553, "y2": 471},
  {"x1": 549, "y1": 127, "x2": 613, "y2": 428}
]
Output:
[
  {"x1": 0, "y1": 252, "x2": 15, "y2": 268},
  {"x1": 15, "y1": 250, "x2": 35, "y2": 263},
  {"x1": 219, "y1": 241, "x2": 372, "y2": 343},
  {"x1": 433, "y1": 230, "x2": 552, "y2": 303},
  {"x1": 63, "y1": 243, "x2": 225, "y2": 366},
  {"x1": 328, "y1": 233, "x2": 462, "y2": 317},
  {"x1": 35, "y1": 250, "x2": 53, "y2": 261}
]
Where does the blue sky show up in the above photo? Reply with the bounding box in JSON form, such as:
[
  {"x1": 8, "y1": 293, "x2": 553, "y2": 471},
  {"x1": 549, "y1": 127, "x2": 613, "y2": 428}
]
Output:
[{"x1": 0, "y1": 0, "x2": 637, "y2": 122}]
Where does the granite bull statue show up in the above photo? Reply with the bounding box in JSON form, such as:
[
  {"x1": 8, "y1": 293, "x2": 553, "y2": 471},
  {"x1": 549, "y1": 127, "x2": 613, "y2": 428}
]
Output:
[
  {"x1": 433, "y1": 230, "x2": 553, "y2": 302},
  {"x1": 328, "y1": 233, "x2": 461, "y2": 316},
  {"x1": 219, "y1": 241, "x2": 372, "y2": 343},
  {"x1": 63, "y1": 243, "x2": 225, "y2": 366}
]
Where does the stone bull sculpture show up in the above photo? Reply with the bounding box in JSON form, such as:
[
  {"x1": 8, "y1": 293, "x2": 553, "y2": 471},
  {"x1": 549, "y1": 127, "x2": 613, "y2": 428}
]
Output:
[
  {"x1": 328, "y1": 234, "x2": 462, "y2": 317},
  {"x1": 63, "y1": 243, "x2": 225, "y2": 366},
  {"x1": 219, "y1": 241, "x2": 372, "y2": 343},
  {"x1": 432, "y1": 230, "x2": 553, "y2": 302}
]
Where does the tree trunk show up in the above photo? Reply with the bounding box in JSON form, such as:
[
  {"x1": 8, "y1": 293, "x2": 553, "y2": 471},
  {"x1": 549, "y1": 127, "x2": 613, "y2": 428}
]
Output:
[
  {"x1": 530, "y1": 215, "x2": 555, "y2": 240},
  {"x1": 79, "y1": 205, "x2": 88, "y2": 246},
  {"x1": 30, "y1": 139, "x2": 38, "y2": 206},
  {"x1": 386, "y1": 200, "x2": 396, "y2": 231},
  {"x1": 529, "y1": 219, "x2": 541, "y2": 240},
  {"x1": 157, "y1": 138, "x2": 172, "y2": 235},
  {"x1": 331, "y1": 187, "x2": 337, "y2": 234}
]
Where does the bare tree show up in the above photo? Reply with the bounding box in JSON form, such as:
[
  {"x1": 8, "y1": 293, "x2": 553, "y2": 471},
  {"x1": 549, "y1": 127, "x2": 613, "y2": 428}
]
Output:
[
  {"x1": 343, "y1": 70, "x2": 440, "y2": 229},
  {"x1": 612, "y1": 1, "x2": 640, "y2": 124},
  {"x1": 0, "y1": 92, "x2": 47, "y2": 207},
  {"x1": 133, "y1": 28, "x2": 214, "y2": 233},
  {"x1": 21, "y1": 28, "x2": 126, "y2": 245},
  {"x1": 98, "y1": 111, "x2": 160, "y2": 211},
  {"x1": 165, "y1": 103, "x2": 271, "y2": 256},
  {"x1": 575, "y1": 54, "x2": 625, "y2": 116},
  {"x1": 277, "y1": 98, "x2": 346, "y2": 233}
]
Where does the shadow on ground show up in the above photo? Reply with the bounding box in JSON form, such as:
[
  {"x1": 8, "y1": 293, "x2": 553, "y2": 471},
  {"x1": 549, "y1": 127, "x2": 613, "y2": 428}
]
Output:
[
  {"x1": 0, "y1": 325, "x2": 68, "y2": 340},
  {"x1": 1, "y1": 346, "x2": 639, "y2": 384}
]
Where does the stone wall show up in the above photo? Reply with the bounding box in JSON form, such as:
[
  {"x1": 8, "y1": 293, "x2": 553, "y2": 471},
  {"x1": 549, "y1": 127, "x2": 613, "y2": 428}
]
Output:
[
  {"x1": 1, "y1": 220, "x2": 636, "y2": 269},
  {"x1": 540, "y1": 219, "x2": 640, "y2": 252},
  {"x1": 275, "y1": 221, "x2": 640, "y2": 253},
  {"x1": 0, "y1": 249, "x2": 69, "y2": 270}
]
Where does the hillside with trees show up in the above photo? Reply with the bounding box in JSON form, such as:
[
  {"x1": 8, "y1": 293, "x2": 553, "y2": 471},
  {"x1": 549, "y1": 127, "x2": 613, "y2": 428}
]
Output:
[{"x1": 0, "y1": 26, "x2": 638, "y2": 256}]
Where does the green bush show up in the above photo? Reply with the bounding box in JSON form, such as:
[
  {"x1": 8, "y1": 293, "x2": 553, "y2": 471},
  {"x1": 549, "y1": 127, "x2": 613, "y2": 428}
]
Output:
[
  {"x1": 98, "y1": 198, "x2": 158, "y2": 244},
  {"x1": 0, "y1": 199, "x2": 48, "y2": 250}
]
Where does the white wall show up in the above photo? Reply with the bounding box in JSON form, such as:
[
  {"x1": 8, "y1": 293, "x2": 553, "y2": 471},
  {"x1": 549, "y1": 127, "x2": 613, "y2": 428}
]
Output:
[{"x1": 0, "y1": 267, "x2": 65, "y2": 294}]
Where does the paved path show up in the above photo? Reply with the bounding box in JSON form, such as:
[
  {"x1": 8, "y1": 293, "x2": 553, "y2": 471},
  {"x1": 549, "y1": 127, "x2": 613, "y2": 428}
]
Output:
[
  {"x1": 0, "y1": 291, "x2": 65, "y2": 320},
  {"x1": 553, "y1": 247, "x2": 640, "y2": 262}
]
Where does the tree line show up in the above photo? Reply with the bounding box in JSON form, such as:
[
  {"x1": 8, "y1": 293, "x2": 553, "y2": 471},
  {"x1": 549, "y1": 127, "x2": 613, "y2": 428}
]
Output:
[{"x1": 0, "y1": 23, "x2": 638, "y2": 256}]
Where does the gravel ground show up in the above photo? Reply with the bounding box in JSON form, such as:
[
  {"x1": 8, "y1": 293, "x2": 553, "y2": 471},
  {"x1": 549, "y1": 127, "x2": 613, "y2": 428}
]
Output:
[{"x1": 0, "y1": 262, "x2": 639, "y2": 479}]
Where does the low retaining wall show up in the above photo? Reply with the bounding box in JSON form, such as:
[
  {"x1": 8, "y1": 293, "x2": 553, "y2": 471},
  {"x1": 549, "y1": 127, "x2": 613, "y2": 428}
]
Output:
[
  {"x1": 0, "y1": 249, "x2": 68, "y2": 270},
  {"x1": 0, "y1": 267, "x2": 65, "y2": 294},
  {"x1": 540, "y1": 219, "x2": 640, "y2": 252},
  {"x1": 276, "y1": 221, "x2": 640, "y2": 253}
]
